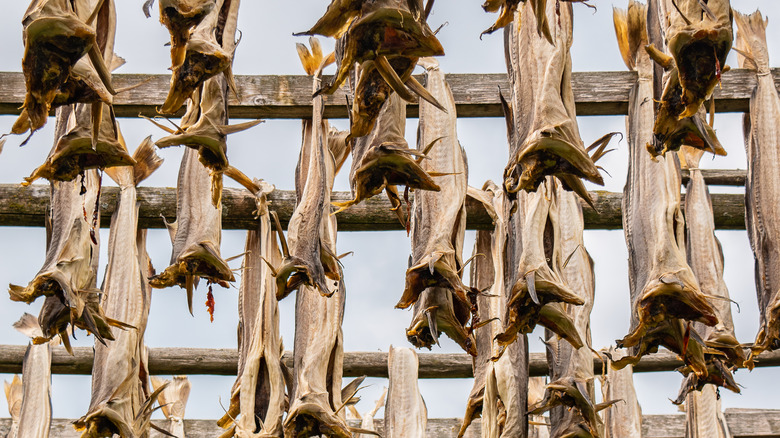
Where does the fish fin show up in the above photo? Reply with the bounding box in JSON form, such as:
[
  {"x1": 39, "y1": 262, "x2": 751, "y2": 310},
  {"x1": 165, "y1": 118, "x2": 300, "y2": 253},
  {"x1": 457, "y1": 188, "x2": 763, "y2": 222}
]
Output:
[
  {"x1": 161, "y1": 216, "x2": 178, "y2": 243},
  {"x1": 88, "y1": 44, "x2": 116, "y2": 95},
  {"x1": 224, "y1": 165, "x2": 261, "y2": 195},
  {"x1": 645, "y1": 44, "x2": 674, "y2": 69},
  {"x1": 406, "y1": 75, "x2": 447, "y2": 112},
  {"x1": 185, "y1": 275, "x2": 195, "y2": 316},
  {"x1": 131, "y1": 136, "x2": 164, "y2": 185},
  {"x1": 595, "y1": 399, "x2": 622, "y2": 412},
  {"x1": 270, "y1": 211, "x2": 290, "y2": 258},
  {"x1": 349, "y1": 427, "x2": 381, "y2": 436},
  {"x1": 538, "y1": 303, "x2": 584, "y2": 350},
  {"x1": 613, "y1": 7, "x2": 633, "y2": 70},
  {"x1": 13, "y1": 313, "x2": 43, "y2": 339},
  {"x1": 216, "y1": 119, "x2": 264, "y2": 136},
  {"x1": 526, "y1": 271, "x2": 540, "y2": 305},
  {"x1": 143, "y1": 115, "x2": 178, "y2": 135},
  {"x1": 374, "y1": 55, "x2": 418, "y2": 103},
  {"x1": 425, "y1": 306, "x2": 440, "y2": 346}
]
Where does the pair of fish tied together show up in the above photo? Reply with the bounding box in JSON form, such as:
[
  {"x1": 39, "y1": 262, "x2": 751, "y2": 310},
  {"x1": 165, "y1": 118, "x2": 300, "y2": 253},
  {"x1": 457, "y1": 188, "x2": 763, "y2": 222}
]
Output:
[{"x1": 613, "y1": 0, "x2": 743, "y2": 414}]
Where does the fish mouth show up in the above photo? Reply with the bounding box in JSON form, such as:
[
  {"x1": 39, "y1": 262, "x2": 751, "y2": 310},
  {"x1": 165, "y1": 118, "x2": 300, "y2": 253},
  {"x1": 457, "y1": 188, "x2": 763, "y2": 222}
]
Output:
[
  {"x1": 9, "y1": 276, "x2": 64, "y2": 304},
  {"x1": 347, "y1": 58, "x2": 414, "y2": 138},
  {"x1": 284, "y1": 396, "x2": 352, "y2": 438},
  {"x1": 24, "y1": 137, "x2": 135, "y2": 185},
  {"x1": 150, "y1": 244, "x2": 235, "y2": 290},
  {"x1": 160, "y1": 39, "x2": 230, "y2": 114},
  {"x1": 673, "y1": 356, "x2": 740, "y2": 405},
  {"x1": 669, "y1": 27, "x2": 732, "y2": 115},
  {"x1": 528, "y1": 377, "x2": 600, "y2": 437},
  {"x1": 637, "y1": 273, "x2": 718, "y2": 327},
  {"x1": 273, "y1": 256, "x2": 333, "y2": 301},
  {"x1": 750, "y1": 295, "x2": 780, "y2": 363},
  {"x1": 398, "y1": 258, "x2": 465, "y2": 310},
  {"x1": 405, "y1": 291, "x2": 477, "y2": 356}
]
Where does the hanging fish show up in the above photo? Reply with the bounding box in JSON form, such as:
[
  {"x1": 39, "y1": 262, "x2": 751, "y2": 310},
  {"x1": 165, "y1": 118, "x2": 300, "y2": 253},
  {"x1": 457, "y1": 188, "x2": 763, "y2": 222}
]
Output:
[
  {"x1": 733, "y1": 10, "x2": 780, "y2": 363},
  {"x1": 151, "y1": 376, "x2": 191, "y2": 438},
  {"x1": 384, "y1": 346, "x2": 428, "y2": 438},
  {"x1": 599, "y1": 348, "x2": 642, "y2": 438}
]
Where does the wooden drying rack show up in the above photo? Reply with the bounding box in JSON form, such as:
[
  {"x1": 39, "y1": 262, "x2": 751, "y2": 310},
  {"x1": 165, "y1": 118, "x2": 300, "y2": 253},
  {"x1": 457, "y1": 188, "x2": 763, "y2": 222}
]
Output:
[{"x1": 1, "y1": 69, "x2": 779, "y2": 437}]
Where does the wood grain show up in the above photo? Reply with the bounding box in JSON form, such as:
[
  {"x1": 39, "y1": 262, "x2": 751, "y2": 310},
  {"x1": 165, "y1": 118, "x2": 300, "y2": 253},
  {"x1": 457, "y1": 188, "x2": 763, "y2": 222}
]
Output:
[
  {"x1": 0, "y1": 345, "x2": 777, "y2": 377},
  {"x1": 0, "y1": 69, "x2": 776, "y2": 118},
  {"x1": 0, "y1": 183, "x2": 747, "y2": 231},
  {"x1": 0, "y1": 412, "x2": 778, "y2": 437}
]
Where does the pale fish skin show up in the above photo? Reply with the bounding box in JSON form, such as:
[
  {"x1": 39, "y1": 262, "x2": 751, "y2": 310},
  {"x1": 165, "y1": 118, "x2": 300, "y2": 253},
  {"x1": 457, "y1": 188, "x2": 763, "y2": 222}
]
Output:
[
  {"x1": 12, "y1": 313, "x2": 54, "y2": 438},
  {"x1": 599, "y1": 348, "x2": 642, "y2": 438},
  {"x1": 151, "y1": 376, "x2": 191, "y2": 437},
  {"x1": 385, "y1": 346, "x2": 427, "y2": 438},
  {"x1": 734, "y1": 10, "x2": 780, "y2": 361}
]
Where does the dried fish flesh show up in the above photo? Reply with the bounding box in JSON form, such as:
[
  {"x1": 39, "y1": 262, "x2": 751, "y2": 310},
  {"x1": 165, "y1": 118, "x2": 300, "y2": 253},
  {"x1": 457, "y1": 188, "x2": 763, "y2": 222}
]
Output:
[
  {"x1": 5, "y1": 375, "x2": 22, "y2": 438},
  {"x1": 530, "y1": 184, "x2": 606, "y2": 437},
  {"x1": 458, "y1": 182, "x2": 528, "y2": 438},
  {"x1": 403, "y1": 58, "x2": 473, "y2": 355},
  {"x1": 613, "y1": 2, "x2": 717, "y2": 377},
  {"x1": 351, "y1": 389, "x2": 386, "y2": 438},
  {"x1": 502, "y1": 1, "x2": 608, "y2": 205},
  {"x1": 151, "y1": 376, "x2": 191, "y2": 438},
  {"x1": 217, "y1": 183, "x2": 288, "y2": 438},
  {"x1": 494, "y1": 179, "x2": 585, "y2": 359},
  {"x1": 683, "y1": 384, "x2": 731, "y2": 438},
  {"x1": 599, "y1": 348, "x2": 641, "y2": 438},
  {"x1": 9, "y1": 108, "x2": 126, "y2": 349},
  {"x1": 678, "y1": 146, "x2": 744, "y2": 392},
  {"x1": 645, "y1": 0, "x2": 729, "y2": 156},
  {"x1": 302, "y1": 0, "x2": 445, "y2": 138},
  {"x1": 158, "y1": 0, "x2": 239, "y2": 114},
  {"x1": 333, "y1": 92, "x2": 440, "y2": 218},
  {"x1": 13, "y1": 0, "x2": 115, "y2": 136},
  {"x1": 74, "y1": 138, "x2": 164, "y2": 438},
  {"x1": 528, "y1": 377, "x2": 550, "y2": 438},
  {"x1": 272, "y1": 41, "x2": 341, "y2": 300},
  {"x1": 9, "y1": 314, "x2": 54, "y2": 438},
  {"x1": 734, "y1": 10, "x2": 780, "y2": 361},
  {"x1": 154, "y1": 73, "x2": 262, "y2": 207},
  {"x1": 282, "y1": 54, "x2": 352, "y2": 438},
  {"x1": 384, "y1": 346, "x2": 427, "y2": 438},
  {"x1": 148, "y1": 146, "x2": 234, "y2": 315}
]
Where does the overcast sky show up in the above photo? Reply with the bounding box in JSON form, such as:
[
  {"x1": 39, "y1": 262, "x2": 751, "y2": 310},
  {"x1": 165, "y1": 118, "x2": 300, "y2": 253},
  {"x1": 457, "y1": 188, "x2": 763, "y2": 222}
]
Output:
[{"x1": 0, "y1": 0, "x2": 779, "y2": 426}]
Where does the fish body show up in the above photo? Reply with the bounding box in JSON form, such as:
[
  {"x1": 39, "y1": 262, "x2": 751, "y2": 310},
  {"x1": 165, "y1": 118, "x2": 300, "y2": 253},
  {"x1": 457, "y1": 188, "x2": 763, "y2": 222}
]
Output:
[
  {"x1": 459, "y1": 182, "x2": 528, "y2": 438},
  {"x1": 217, "y1": 183, "x2": 287, "y2": 438},
  {"x1": 734, "y1": 10, "x2": 780, "y2": 361},
  {"x1": 684, "y1": 384, "x2": 730, "y2": 438},
  {"x1": 613, "y1": 2, "x2": 717, "y2": 377},
  {"x1": 647, "y1": 0, "x2": 730, "y2": 156},
  {"x1": 599, "y1": 348, "x2": 641, "y2": 438},
  {"x1": 384, "y1": 346, "x2": 427, "y2": 438},
  {"x1": 151, "y1": 376, "x2": 191, "y2": 438},
  {"x1": 74, "y1": 138, "x2": 163, "y2": 438},
  {"x1": 403, "y1": 58, "x2": 473, "y2": 355},
  {"x1": 159, "y1": 0, "x2": 239, "y2": 114},
  {"x1": 9, "y1": 314, "x2": 53, "y2": 438},
  {"x1": 502, "y1": 1, "x2": 604, "y2": 205}
]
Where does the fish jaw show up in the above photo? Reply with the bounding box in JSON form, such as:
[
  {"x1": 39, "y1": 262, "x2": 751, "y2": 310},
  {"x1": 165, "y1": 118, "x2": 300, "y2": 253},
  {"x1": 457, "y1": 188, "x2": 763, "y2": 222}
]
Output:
[
  {"x1": 296, "y1": 0, "x2": 362, "y2": 38},
  {"x1": 20, "y1": 15, "x2": 96, "y2": 133},
  {"x1": 616, "y1": 318, "x2": 708, "y2": 378},
  {"x1": 538, "y1": 303, "x2": 584, "y2": 350},
  {"x1": 751, "y1": 295, "x2": 780, "y2": 362},
  {"x1": 637, "y1": 272, "x2": 718, "y2": 327},
  {"x1": 397, "y1": 257, "x2": 466, "y2": 310},
  {"x1": 160, "y1": 39, "x2": 230, "y2": 114},
  {"x1": 284, "y1": 395, "x2": 352, "y2": 438},
  {"x1": 405, "y1": 289, "x2": 477, "y2": 356},
  {"x1": 150, "y1": 242, "x2": 234, "y2": 291}
]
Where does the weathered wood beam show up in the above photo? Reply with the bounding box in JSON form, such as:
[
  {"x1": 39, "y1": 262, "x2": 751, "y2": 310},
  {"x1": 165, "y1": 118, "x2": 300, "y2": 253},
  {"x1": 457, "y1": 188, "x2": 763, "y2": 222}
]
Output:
[
  {"x1": 0, "y1": 182, "x2": 747, "y2": 231},
  {"x1": 0, "y1": 345, "x2": 777, "y2": 377},
  {"x1": 680, "y1": 169, "x2": 746, "y2": 186},
  {"x1": 1, "y1": 412, "x2": 779, "y2": 438},
  {"x1": 0, "y1": 70, "x2": 776, "y2": 118}
]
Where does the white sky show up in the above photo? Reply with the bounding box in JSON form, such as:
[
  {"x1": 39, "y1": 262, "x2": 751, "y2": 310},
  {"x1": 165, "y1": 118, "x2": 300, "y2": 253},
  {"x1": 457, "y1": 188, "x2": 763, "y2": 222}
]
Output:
[{"x1": 0, "y1": 0, "x2": 779, "y2": 426}]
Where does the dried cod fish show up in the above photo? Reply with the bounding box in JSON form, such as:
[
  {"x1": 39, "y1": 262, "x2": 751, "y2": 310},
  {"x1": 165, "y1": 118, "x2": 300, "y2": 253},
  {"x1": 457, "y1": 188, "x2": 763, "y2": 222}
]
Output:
[
  {"x1": 403, "y1": 58, "x2": 474, "y2": 355},
  {"x1": 217, "y1": 183, "x2": 288, "y2": 438},
  {"x1": 644, "y1": 0, "x2": 730, "y2": 156},
  {"x1": 530, "y1": 184, "x2": 609, "y2": 438},
  {"x1": 281, "y1": 55, "x2": 354, "y2": 438},
  {"x1": 734, "y1": 10, "x2": 780, "y2": 362},
  {"x1": 13, "y1": 0, "x2": 115, "y2": 137},
  {"x1": 458, "y1": 181, "x2": 528, "y2": 438},
  {"x1": 9, "y1": 109, "x2": 126, "y2": 349},
  {"x1": 157, "y1": 0, "x2": 240, "y2": 114},
  {"x1": 613, "y1": 2, "x2": 717, "y2": 378},
  {"x1": 675, "y1": 145, "x2": 743, "y2": 401},
  {"x1": 599, "y1": 348, "x2": 641, "y2": 438},
  {"x1": 502, "y1": 1, "x2": 609, "y2": 206},
  {"x1": 481, "y1": 0, "x2": 594, "y2": 38},
  {"x1": 528, "y1": 377, "x2": 550, "y2": 438},
  {"x1": 22, "y1": 0, "x2": 134, "y2": 184},
  {"x1": 154, "y1": 73, "x2": 262, "y2": 207},
  {"x1": 8, "y1": 314, "x2": 54, "y2": 438},
  {"x1": 74, "y1": 138, "x2": 165, "y2": 438},
  {"x1": 683, "y1": 384, "x2": 731, "y2": 438},
  {"x1": 148, "y1": 146, "x2": 234, "y2": 315},
  {"x1": 384, "y1": 346, "x2": 427, "y2": 438},
  {"x1": 493, "y1": 179, "x2": 585, "y2": 360},
  {"x1": 350, "y1": 388, "x2": 387, "y2": 438},
  {"x1": 270, "y1": 41, "x2": 342, "y2": 301},
  {"x1": 300, "y1": 0, "x2": 445, "y2": 138},
  {"x1": 151, "y1": 376, "x2": 191, "y2": 438}
]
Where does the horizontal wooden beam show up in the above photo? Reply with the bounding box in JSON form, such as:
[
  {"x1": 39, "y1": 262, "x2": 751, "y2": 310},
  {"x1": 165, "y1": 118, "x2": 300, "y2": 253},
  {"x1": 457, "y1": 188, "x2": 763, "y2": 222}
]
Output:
[
  {"x1": 0, "y1": 181, "x2": 747, "y2": 231},
  {"x1": 0, "y1": 345, "x2": 777, "y2": 377},
  {"x1": 0, "y1": 69, "x2": 776, "y2": 119},
  {"x1": 680, "y1": 169, "x2": 746, "y2": 186},
  {"x1": 0, "y1": 411, "x2": 778, "y2": 438}
]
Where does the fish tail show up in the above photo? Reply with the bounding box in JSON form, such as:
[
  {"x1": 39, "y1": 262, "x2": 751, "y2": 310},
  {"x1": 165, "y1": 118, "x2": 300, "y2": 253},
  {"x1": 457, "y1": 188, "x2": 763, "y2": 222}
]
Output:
[
  {"x1": 296, "y1": 37, "x2": 325, "y2": 76},
  {"x1": 613, "y1": 1, "x2": 648, "y2": 71},
  {"x1": 734, "y1": 10, "x2": 769, "y2": 71},
  {"x1": 12, "y1": 312, "x2": 43, "y2": 339},
  {"x1": 678, "y1": 145, "x2": 705, "y2": 169},
  {"x1": 132, "y1": 136, "x2": 164, "y2": 185}
]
